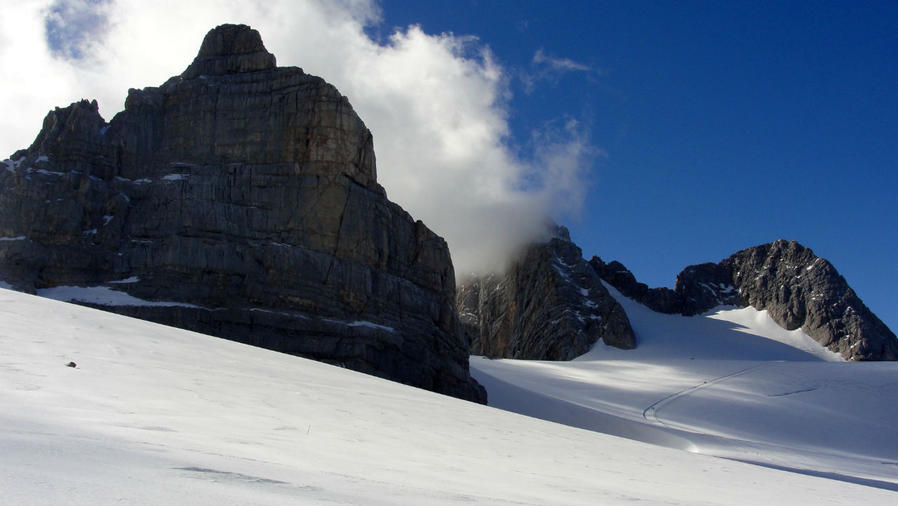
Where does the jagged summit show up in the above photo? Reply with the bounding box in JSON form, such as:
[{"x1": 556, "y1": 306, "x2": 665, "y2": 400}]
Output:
[{"x1": 182, "y1": 24, "x2": 276, "y2": 79}]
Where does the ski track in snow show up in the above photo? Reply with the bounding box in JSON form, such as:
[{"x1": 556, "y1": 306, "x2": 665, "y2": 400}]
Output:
[{"x1": 642, "y1": 363, "x2": 769, "y2": 429}]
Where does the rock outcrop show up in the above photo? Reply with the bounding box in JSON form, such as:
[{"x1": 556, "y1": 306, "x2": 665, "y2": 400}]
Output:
[
  {"x1": 0, "y1": 24, "x2": 485, "y2": 402},
  {"x1": 588, "y1": 258, "x2": 683, "y2": 314},
  {"x1": 458, "y1": 226, "x2": 635, "y2": 359},
  {"x1": 592, "y1": 240, "x2": 897, "y2": 361}
]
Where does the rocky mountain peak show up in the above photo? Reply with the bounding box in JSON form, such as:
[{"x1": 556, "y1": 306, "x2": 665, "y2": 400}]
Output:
[
  {"x1": 0, "y1": 24, "x2": 484, "y2": 402},
  {"x1": 459, "y1": 226, "x2": 635, "y2": 360},
  {"x1": 593, "y1": 239, "x2": 897, "y2": 361},
  {"x1": 182, "y1": 24, "x2": 277, "y2": 79}
]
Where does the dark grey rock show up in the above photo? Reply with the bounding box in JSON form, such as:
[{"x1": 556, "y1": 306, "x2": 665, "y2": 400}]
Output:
[
  {"x1": 181, "y1": 24, "x2": 277, "y2": 79},
  {"x1": 724, "y1": 240, "x2": 896, "y2": 361},
  {"x1": 588, "y1": 257, "x2": 682, "y2": 314},
  {"x1": 675, "y1": 261, "x2": 743, "y2": 316},
  {"x1": 0, "y1": 24, "x2": 485, "y2": 403},
  {"x1": 591, "y1": 240, "x2": 897, "y2": 361},
  {"x1": 458, "y1": 226, "x2": 635, "y2": 360}
]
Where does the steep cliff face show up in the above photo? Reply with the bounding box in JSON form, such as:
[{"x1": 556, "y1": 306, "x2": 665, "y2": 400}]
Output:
[
  {"x1": 592, "y1": 240, "x2": 897, "y2": 361},
  {"x1": 0, "y1": 24, "x2": 485, "y2": 402},
  {"x1": 458, "y1": 227, "x2": 635, "y2": 360}
]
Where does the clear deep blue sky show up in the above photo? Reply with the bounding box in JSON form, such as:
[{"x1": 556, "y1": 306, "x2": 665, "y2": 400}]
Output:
[{"x1": 378, "y1": 0, "x2": 897, "y2": 331}]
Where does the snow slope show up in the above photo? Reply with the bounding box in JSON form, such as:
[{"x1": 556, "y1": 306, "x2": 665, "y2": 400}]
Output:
[
  {"x1": 2, "y1": 288, "x2": 895, "y2": 504},
  {"x1": 472, "y1": 283, "x2": 898, "y2": 490}
]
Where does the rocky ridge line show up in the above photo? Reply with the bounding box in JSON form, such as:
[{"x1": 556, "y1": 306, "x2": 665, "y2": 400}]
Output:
[{"x1": 591, "y1": 240, "x2": 897, "y2": 361}]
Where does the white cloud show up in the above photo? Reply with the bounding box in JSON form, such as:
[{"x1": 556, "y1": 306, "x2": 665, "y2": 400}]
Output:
[
  {"x1": 0, "y1": 0, "x2": 593, "y2": 276},
  {"x1": 532, "y1": 48, "x2": 591, "y2": 72},
  {"x1": 521, "y1": 48, "x2": 595, "y2": 95}
]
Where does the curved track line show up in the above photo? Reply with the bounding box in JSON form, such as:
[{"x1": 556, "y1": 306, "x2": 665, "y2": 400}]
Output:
[{"x1": 642, "y1": 363, "x2": 769, "y2": 429}]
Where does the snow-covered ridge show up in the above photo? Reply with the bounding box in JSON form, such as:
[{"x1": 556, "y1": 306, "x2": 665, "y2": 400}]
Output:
[{"x1": 1, "y1": 287, "x2": 893, "y2": 504}]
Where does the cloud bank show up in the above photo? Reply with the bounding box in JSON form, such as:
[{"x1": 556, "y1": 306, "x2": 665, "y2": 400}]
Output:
[{"x1": 0, "y1": 0, "x2": 593, "y2": 276}]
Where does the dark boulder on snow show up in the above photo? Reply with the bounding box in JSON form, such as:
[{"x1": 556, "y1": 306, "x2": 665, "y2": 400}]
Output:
[
  {"x1": 0, "y1": 24, "x2": 486, "y2": 403},
  {"x1": 592, "y1": 240, "x2": 897, "y2": 361},
  {"x1": 458, "y1": 226, "x2": 635, "y2": 360}
]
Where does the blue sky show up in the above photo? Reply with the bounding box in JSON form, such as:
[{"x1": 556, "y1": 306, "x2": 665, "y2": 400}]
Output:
[
  {"x1": 378, "y1": 0, "x2": 898, "y2": 331},
  {"x1": 0, "y1": 1, "x2": 894, "y2": 333}
]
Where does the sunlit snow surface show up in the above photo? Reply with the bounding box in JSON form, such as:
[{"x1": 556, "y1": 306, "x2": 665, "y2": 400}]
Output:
[
  {"x1": 472, "y1": 283, "x2": 898, "y2": 490},
  {"x1": 2, "y1": 288, "x2": 896, "y2": 504}
]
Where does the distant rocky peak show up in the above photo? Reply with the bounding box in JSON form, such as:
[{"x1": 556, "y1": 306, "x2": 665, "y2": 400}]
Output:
[
  {"x1": 182, "y1": 24, "x2": 277, "y2": 79},
  {"x1": 590, "y1": 239, "x2": 897, "y2": 361}
]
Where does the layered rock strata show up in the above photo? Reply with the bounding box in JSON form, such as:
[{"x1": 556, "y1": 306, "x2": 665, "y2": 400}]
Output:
[
  {"x1": 592, "y1": 240, "x2": 897, "y2": 361},
  {"x1": 0, "y1": 24, "x2": 485, "y2": 402},
  {"x1": 458, "y1": 227, "x2": 635, "y2": 359}
]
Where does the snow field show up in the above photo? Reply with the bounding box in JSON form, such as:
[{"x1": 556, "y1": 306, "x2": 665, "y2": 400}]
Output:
[
  {"x1": 2, "y1": 287, "x2": 895, "y2": 504},
  {"x1": 471, "y1": 283, "x2": 898, "y2": 490}
]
